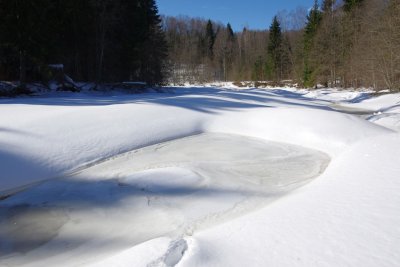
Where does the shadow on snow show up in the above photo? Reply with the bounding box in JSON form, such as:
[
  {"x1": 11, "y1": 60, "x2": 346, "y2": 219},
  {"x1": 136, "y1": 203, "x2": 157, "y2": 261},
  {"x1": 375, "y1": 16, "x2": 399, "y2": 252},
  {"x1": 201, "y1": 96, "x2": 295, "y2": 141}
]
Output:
[{"x1": 0, "y1": 87, "x2": 336, "y2": 114}]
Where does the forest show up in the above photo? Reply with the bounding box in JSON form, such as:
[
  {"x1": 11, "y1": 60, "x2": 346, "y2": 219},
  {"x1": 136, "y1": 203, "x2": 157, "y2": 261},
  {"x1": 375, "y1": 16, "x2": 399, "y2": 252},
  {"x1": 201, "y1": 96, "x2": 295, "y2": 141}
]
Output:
[
  {"x1": 164, "y1": 0, "x2": 400, "y2": 91},
  {"x1": 0, "y1": 0, "x2": 399, "y2": 91},
  {"x1": 0, "y1": 0, "x2": 167, "y2": 86}
]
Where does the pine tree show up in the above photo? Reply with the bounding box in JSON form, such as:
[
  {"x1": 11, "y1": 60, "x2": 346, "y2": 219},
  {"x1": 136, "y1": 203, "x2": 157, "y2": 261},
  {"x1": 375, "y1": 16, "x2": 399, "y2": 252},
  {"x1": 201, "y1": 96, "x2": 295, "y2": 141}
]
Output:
[
  {"x1": 224, "y1": 23, "x2": 235, "y2": 81},
  {"x1": 107, "y1": 0, "x2": 168, "y2": 85},
  {"x1": 136, "y1": 0, "x2": 168, "y2": 85},
  {"x1": 267, "y1": 16, "x2": 283, "y2": 81},
  {"x1": 227, "y1": 23, "x2": 234, "y2": 40},
  {"x1": 52, "y1": 0, "x2": 94, "y2": 81},
  {"x1": 205, "y1": 20, "x2": 216, "y2": 60},
  {"x1": 304, "y1": 1, "x2": 323, "y2": 52},
  {"x1": 0, "y1": 0, "x2": 54, "y2": 86},
  {"x1": 0, "y1": 0, "x2": 168, "y2": 86}
]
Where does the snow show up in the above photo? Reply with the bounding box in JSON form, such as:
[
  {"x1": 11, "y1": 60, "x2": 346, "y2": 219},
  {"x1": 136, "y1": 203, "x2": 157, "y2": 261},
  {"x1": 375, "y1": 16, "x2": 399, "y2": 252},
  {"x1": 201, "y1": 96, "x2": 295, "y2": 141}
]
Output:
[
  {"x1": 180, "y1": 132, "x2": 400, "y2": 267},
  {"x1": 368, "y1": 111, "x2": 400, "y2": 131},
  {"x1": 333, "y1": 93, "x2": 400, "y2": 132},
  {"x1": 342, "y1": 93, "x2": 400, "y2": 111},
  {"x1": 1, "y1": 86, "x2": 400, "y2": 267},
  {"x1": 302, "y1": 88, "x2": 369, "y2": 102},
  {"x1": 0, "y1": 133, "x2": 329, "y2": 266}
]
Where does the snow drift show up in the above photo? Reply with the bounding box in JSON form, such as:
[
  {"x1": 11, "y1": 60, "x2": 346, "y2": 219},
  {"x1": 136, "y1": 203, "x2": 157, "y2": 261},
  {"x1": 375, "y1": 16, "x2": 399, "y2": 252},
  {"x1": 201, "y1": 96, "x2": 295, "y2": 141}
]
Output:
[{"x1": 1, "y1": 86, "x2": 399, "y2": 267}]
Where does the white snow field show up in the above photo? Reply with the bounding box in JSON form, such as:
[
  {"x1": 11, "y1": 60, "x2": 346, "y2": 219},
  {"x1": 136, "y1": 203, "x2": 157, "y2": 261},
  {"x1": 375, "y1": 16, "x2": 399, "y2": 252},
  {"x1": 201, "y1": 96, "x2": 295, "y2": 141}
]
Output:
[{"x1": 0, "y1": 86, "x2": 400, "y2": 266}]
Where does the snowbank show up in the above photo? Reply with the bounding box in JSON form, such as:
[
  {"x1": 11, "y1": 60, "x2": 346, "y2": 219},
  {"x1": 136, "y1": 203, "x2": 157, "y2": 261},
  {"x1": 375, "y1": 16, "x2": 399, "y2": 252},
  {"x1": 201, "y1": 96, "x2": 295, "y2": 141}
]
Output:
[
  {"x1": 341, "y1": 93, "x2": 400, "y2": 111},
  {"x1": 0, "y1": 89, "x2": 390, "y2": 194},
  {"x1": 180, "y1": 133, "x2": 400, "y2": 267},
  {"x1": 1, "y1": 87, "x2": 399, "y2": 267}
]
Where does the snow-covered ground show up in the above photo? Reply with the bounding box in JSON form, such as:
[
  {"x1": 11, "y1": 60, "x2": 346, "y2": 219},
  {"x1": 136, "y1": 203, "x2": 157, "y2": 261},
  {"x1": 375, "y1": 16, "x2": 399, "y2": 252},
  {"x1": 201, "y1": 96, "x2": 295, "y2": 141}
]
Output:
[{"x1": 0, "y1": 86, "x2": 399, "y2": 266}]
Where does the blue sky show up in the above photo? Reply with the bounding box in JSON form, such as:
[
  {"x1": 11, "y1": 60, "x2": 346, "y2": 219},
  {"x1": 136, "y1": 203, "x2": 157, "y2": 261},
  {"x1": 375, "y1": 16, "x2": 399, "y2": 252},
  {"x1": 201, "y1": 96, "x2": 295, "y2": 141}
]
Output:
[{"x1": 156, "y1": 0, "x2": 314, "y2": 31}]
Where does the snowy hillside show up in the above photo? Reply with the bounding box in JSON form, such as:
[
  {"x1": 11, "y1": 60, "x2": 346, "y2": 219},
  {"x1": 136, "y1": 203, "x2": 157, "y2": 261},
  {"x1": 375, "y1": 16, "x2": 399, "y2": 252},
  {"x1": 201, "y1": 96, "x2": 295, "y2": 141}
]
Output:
[{"x1": 0, "y1": 86, "x2": 399, "y2": 266}]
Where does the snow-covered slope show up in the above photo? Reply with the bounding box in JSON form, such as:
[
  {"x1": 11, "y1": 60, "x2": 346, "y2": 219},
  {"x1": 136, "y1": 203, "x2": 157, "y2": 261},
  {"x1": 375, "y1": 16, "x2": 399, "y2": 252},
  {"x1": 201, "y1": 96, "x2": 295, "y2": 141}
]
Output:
[
  {"x1": 0, "y1": 87, "x2": 399, "y2": 266},
  {"x1": 335, "y1": 93, "x2": 400, "y2": 132},
  {"x1": 180, "y1": 133, "x2": 400, "y2": 267},
  {"x1": 0, "y1": 88, "x2": 390, "y2": 194}
]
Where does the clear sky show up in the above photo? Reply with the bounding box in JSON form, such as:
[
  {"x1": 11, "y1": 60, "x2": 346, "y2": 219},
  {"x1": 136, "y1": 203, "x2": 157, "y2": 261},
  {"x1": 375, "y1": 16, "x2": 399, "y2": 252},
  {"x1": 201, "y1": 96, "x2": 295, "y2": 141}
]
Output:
[{"x1": 156, "y1": 0, "x2": 314, "y2": 31}]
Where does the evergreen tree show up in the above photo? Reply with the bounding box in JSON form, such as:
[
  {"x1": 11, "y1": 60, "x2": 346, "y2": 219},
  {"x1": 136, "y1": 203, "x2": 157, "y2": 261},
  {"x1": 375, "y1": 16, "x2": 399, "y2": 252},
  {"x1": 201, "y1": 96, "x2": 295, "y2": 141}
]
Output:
[
  {"x1": 227, "y1": 23, "x2": 234, "y2": 40},
  {"x1": 224, "y1": 23, "x2": 236, "y2": 81},
  {"x1": 0, "y1": 0, "x2": 168, "y2": 86},
  {"x1": 0, "y1": 0, "x2": 54, "y2": 86},
  {"x1": 53, "y1": 0, "x2": 94, "y2": 81},
  {"x1": 118, "y1": 0, "x2": 168, "y2": 85},
  {"x1": 139, "y1": 0, "x2": 168, "y2": 85},
  {"x1": 205, "y1": 20, "x2": 216, "y2": 60},
  {"x1": 267, "y1": 16, "x2": 283, "y2": 81}
]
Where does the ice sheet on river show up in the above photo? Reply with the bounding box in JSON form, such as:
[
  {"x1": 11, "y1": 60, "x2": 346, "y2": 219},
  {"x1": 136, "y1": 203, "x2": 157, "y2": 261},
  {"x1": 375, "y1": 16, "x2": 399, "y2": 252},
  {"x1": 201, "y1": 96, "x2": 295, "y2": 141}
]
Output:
[{"x1": 0, "y1": 133, "x2": 329, "y2": 266}]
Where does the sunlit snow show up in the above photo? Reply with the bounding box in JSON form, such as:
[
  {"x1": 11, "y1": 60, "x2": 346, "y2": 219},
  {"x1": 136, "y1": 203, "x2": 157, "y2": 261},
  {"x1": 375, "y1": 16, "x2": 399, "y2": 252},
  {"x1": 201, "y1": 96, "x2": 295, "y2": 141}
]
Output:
[{"x1": 1, "y1": 85, "x2": 399, "y2": 267}]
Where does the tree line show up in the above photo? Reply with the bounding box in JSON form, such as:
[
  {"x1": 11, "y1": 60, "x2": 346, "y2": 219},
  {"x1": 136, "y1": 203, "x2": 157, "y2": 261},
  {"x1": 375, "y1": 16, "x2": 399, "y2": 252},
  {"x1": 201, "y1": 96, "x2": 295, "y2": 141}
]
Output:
[
  {"x1": 303, "y1": 0, "x2": 400, "y2": 91},
  {"x1": 163, "y1": 16, "x2": 272, "y2": 83},
  {"x1": 0, "y1": 0, "x2": 167, "y2": 87},
  {"x1": 0, "y1": 0, "x2": 399, "y2": 91},
  {"x1": 165, "y1": 0, "x2": 400, "y2": 91}
]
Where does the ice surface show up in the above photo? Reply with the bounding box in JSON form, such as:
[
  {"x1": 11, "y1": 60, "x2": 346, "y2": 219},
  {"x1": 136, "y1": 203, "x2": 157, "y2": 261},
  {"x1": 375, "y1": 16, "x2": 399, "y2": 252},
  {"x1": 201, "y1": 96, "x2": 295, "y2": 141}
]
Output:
[
  {"x1": 0, "y1": 133, "x2": 329, "y2": 266},
  {"x1": 0, "y1": 204, "x2": 68, "y2": 255}
]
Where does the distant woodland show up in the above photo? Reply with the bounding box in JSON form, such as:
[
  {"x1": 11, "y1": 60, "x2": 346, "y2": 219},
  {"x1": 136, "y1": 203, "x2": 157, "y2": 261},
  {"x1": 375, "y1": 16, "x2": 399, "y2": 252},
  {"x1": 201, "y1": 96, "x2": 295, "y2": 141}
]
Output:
[
  {"x1": 0, "y1": 0, "x2": 399, "y2": 91},
  {"x1": 164, "y1": 0, "x2": 400, "y2": 91}
]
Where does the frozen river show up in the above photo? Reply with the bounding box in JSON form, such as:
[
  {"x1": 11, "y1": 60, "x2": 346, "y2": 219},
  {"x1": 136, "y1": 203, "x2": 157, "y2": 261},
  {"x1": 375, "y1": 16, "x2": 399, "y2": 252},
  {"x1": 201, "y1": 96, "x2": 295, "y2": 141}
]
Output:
[{"x1": 0, "y1": 133, "x2": 330, "y2": 266}]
